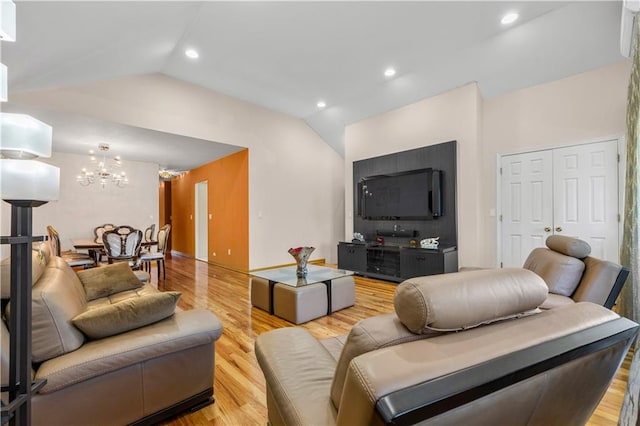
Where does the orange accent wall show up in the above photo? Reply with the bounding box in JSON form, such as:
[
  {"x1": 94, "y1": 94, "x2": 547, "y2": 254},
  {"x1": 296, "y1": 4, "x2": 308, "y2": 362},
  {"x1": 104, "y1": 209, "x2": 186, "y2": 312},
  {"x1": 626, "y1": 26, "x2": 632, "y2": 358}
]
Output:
[{"x1": 170, "y1": 149, "x2": 249, "y2": 271}]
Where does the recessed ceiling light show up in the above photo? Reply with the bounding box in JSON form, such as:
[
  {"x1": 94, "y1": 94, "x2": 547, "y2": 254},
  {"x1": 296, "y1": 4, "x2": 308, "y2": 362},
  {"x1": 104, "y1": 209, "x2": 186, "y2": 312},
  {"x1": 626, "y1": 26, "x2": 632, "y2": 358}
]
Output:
[
  {"x1": 317, "y1": 100, "x2": 326, "y2": 109},
  {"x1": 501, "y1": 12, "x2": 519, "y2": 25},
  {"x1": 384, "y1": 68, "x2": 396, "y2": 78},
  {"x1": 185, "y1": 49, "x2": 199, "y2": 59}
]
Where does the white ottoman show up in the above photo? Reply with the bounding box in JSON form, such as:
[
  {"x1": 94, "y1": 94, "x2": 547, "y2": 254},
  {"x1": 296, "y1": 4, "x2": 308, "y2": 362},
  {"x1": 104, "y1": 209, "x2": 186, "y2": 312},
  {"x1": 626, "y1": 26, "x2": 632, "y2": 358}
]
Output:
[
  {"x1": 273, "y1": 283, "x2": 328, "y2": 324},
  {"x1": 250, "y1": 277, "x2": 271, "y2": 312},
  {"x1": 330, "y1": 276, "x2": 355, "y2": 312}
]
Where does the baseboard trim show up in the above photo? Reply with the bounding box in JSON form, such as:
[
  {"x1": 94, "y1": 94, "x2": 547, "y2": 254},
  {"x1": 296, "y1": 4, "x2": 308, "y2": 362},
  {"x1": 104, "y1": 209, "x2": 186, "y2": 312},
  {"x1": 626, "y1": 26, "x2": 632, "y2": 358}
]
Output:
[
  {"x1": 249, "y1": 259, "x2": 326, "y2": 273},
  {"x1": 169, "y1": 251, "x2": 326, "y2": 274}
]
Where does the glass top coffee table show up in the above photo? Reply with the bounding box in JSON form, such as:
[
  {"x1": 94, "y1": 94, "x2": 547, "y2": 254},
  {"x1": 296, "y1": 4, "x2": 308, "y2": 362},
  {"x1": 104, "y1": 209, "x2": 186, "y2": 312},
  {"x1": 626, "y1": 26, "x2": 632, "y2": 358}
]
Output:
[{"x1": 251, "y1": 264, "x2": 354, "y2": 315}]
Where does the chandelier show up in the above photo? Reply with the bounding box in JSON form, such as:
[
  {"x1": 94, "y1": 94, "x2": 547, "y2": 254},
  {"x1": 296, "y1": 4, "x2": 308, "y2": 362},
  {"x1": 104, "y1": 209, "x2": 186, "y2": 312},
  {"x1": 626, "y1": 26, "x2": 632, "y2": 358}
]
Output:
[
  {"x1": 159, "y1": 169, "x2": 182, "y2": 180},
  {"x1": 77, "y1": 143, "x2": 128, "y2": 188}
]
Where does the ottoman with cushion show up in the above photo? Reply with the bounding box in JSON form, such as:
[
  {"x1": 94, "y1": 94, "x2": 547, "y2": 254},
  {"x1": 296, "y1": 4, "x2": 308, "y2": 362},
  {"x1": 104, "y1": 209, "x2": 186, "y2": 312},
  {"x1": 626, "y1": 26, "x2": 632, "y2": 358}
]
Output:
[
  {"x1": 250, "y1": 277, "x2": 271, "y2": 312},
  {"x1": 251, "y1": 270, "x2": 356, "y2": 324},
  {"x1": 273, "y1": 282, "x2": 328, "y2": 324},
  {"x1": 329, "y1": 276, "x2": 355, "y2": 313}
]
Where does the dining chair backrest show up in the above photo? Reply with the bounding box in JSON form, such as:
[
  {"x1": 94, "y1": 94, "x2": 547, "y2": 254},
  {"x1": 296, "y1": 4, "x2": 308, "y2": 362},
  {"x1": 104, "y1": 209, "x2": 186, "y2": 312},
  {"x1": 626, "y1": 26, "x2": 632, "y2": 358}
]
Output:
[
  {"x1": 157, "y1": 224, "x2": 172, "y2": 254},
  {"x1": 116, "y1": 225, "x2": 136, "y2": 235},
  {"x1": 45, "y1": 225, "x2": 95, "y2": 269},
  {"x1": 46, "y1": 225, "x2": 62, "y2": 257},
  {"x1": 94, "y1": 223, "x2": 116, "y2": 244},
  {"x1": 102, "y1": 228, "x2": 143, "y2": 261},
  {"x1": 144, "y1": 224, "x2": 156, "y2": 243}
]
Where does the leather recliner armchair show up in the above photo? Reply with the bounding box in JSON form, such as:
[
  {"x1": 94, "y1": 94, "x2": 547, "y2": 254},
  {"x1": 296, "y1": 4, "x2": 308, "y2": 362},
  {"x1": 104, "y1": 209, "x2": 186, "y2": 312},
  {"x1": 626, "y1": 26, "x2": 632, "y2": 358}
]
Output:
[
  {"x1": 256, "y1": 268, "x2": 637, "y2": 425},
  {"x1": 523, "y1": 235, "x2": 629, "y2": 309}
]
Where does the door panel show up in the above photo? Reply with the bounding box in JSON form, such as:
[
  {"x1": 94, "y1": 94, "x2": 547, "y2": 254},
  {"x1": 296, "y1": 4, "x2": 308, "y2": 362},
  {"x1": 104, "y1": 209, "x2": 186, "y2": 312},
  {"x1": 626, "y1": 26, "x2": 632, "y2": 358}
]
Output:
[
  {"x1": 500, "y1": 151, "x2": 553, "y2": 267},
  {"x1": 553, "y1": 140, "x2": 619, "y2": 262}
]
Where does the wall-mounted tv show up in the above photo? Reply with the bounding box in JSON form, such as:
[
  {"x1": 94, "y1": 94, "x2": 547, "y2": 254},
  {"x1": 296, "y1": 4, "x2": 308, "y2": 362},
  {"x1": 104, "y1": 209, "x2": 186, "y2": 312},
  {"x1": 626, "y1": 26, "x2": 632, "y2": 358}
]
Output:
[{"x1": 358, "y1": 168, "x2": 442, "y2": 220}]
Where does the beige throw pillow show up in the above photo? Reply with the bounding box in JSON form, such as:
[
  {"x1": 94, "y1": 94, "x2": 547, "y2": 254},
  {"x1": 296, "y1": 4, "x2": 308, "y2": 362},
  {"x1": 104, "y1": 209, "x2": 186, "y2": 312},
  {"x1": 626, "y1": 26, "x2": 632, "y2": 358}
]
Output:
[
  {"x1": 72, "y1": 291, "x2": 181, "y2": 339},
  {"x1": 77, "y1": 262, "x2": 143, "y2": 301},
  {"x1": 1, "y1": 243, "x2": 50, "y2": 299}
]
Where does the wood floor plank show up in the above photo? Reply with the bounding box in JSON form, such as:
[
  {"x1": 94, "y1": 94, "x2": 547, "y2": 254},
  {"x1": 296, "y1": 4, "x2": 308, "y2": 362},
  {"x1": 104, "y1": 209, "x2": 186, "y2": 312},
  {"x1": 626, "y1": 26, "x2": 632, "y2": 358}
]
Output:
[{"x1": 151, "y1": 254, "x2": 629, "y2": 425}]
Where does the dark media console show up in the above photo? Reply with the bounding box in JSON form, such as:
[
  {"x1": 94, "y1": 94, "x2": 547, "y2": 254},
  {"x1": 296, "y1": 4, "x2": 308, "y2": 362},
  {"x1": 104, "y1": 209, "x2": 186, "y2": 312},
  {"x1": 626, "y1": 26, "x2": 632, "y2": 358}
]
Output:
[
  {"x1": 337, "y1": 242, "x2": 458, "y2": 283},
  {"x1": 342, "y1": 141, "x2": 458, "y2": 283}
]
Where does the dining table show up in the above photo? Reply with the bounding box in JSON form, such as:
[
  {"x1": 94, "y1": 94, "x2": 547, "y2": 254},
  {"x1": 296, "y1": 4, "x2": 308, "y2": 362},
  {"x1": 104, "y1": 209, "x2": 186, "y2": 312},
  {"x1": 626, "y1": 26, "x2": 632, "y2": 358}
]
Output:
[{"x1": 72, "y1": 238, "x2": 157, "y2": 263}]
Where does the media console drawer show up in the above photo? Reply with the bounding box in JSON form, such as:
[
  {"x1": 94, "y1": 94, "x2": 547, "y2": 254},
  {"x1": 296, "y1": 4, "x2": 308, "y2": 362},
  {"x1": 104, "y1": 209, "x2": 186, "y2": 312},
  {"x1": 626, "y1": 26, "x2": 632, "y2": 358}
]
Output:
[
  {"x1": 399, "y1": 247, "x2": 458, "y2": 279},
  {"x1": 337, "y1": 242, "x2": 367, "y2": 272},
  {"x1": 337, "y1": 242, "x2": 458, "y2": 283}
]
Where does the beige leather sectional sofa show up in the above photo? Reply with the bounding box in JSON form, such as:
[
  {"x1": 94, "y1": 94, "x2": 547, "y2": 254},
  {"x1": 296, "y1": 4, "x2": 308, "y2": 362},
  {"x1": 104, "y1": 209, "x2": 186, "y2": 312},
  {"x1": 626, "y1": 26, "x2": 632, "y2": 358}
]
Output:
[
  {"x1": 1, "y1": 242, "x2": 223, "y2": 426},
  {"x1": 256, "y1": 267, "x2": 638, "y2": 425}
]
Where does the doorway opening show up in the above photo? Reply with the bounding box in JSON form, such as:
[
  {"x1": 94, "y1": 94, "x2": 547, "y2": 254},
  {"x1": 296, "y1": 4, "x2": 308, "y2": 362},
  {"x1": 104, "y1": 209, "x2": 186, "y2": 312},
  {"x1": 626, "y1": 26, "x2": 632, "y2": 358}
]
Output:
[{"x1": 195, "y1": 181, "x2": 208, "y2": 261}]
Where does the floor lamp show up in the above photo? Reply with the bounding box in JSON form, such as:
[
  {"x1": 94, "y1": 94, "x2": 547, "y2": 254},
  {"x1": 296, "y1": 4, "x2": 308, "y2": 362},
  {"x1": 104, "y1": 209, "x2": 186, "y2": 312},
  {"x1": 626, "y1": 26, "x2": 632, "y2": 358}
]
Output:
[{"x1": 0, "y1": 113, "x2": 59, "y2": 426}]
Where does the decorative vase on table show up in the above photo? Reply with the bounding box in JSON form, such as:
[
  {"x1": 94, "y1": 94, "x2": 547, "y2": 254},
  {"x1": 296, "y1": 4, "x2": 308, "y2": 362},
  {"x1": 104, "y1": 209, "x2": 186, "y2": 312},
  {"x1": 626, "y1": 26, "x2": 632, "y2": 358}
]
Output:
[{"x1": 288, "y1": 246, "x2": 315, "y2": 278}]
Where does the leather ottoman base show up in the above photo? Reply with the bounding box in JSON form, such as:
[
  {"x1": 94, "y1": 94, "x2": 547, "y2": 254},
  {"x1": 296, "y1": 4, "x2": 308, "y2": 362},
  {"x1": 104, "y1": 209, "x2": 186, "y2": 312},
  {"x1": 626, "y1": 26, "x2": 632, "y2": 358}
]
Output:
[{"x1": 273, "y1": 283, "x2": 328, "y2": 324}]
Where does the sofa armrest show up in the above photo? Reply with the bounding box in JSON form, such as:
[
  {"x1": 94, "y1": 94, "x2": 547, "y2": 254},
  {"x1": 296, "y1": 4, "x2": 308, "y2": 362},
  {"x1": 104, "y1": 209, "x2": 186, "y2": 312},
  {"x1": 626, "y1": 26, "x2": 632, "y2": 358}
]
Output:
[
  {"x1": 255, "y1": 327, "x2": 338, "y2": 426},
  {"x1": 36, "y1": 309, "x2": 222, "y2": 393}
]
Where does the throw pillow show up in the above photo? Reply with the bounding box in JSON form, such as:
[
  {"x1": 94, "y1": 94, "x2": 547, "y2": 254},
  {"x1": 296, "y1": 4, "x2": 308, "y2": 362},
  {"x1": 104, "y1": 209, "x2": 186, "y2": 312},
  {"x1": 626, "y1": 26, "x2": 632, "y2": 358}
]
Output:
[
  {"x1": 0, "y1": 243, "x2": 50, "y2": 299},
  {"x1": 77, "y1": 261, "x2": 143, "y2": 301},
  {"x1": 72, "y1": 291, "x2": 181, "y2": 339}
]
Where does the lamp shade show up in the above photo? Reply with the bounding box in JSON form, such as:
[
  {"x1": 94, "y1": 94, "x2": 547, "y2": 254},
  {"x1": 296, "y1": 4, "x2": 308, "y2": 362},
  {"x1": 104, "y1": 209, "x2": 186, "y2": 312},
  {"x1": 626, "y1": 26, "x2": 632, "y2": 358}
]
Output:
[
  {"x1": 0, "y1": 159, "x2": 59, "y2": 201},
  {"x1": 1, "y1": 113, "x2": 53, "y2": 159},
  {"x1": 0, "y1": 0, "x2": 16, "y2": 42}
]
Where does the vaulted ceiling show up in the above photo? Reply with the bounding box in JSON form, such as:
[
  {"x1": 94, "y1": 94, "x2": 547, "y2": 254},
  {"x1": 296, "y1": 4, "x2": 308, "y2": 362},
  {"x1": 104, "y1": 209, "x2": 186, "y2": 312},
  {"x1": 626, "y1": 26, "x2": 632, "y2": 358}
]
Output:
[{"x1": 2, "y1": 1, "x2": 628, "y2": 170}]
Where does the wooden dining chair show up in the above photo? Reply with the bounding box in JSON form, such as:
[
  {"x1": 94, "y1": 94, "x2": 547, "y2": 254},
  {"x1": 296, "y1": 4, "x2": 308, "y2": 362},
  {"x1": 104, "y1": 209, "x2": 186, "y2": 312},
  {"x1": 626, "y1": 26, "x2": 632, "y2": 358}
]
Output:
[
  {"x1": 46, "y1": 225, "x2": 96, "y2": 269},
  {"x1": 93, "y1": 223, "x2": 115, "y2": 262},
  {"x1": 93, "y1": 223, "x2": 116, "y2": 244},
  {"x1": 116, "y1": 225, "x2": 136, "y2": 235},
  {"x1": 144, "y1": 224, "x2": 156, "y2": 242},
  {"x1": 101, "y1": 227, "x2": 143, "y2": 268},
  {"x1": 140, "y1": 224, "x2": 171, "y2": 280},
  {"x1": 140, "y1": 224, "x2": 156, "y2": 255}
]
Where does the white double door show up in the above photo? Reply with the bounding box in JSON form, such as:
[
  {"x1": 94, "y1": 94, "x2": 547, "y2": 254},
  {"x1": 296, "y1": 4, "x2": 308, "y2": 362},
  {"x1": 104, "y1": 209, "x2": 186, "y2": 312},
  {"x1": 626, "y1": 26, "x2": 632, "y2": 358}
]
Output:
[{"x1": 500, "y1": 139, "x2": 620, "y2": 267}]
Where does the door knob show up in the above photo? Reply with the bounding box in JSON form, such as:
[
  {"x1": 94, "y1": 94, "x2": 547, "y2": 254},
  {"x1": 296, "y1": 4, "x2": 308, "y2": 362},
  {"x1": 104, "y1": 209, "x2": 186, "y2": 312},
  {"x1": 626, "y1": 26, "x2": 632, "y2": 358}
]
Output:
[
  {"x1": 544, "y1": 227, "x2": 551, "y2": 232},
  {"x1": 555, "y1": 227, "x2": 563, "y2": 232}
]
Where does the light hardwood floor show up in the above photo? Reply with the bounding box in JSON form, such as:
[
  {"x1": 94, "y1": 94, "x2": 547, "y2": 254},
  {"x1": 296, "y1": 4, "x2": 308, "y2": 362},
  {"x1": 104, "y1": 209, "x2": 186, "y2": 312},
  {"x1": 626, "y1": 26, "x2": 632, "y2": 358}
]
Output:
[{"x1": 151, "y1": 254, "x2": 630, "y2": 425}]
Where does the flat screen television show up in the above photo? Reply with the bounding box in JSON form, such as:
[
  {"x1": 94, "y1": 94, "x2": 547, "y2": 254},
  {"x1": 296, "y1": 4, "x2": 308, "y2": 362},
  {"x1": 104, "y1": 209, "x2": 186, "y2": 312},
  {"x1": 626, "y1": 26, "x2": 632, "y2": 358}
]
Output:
[{"x1": 358, "y1": 168, "x2": 442, "y2": 220}]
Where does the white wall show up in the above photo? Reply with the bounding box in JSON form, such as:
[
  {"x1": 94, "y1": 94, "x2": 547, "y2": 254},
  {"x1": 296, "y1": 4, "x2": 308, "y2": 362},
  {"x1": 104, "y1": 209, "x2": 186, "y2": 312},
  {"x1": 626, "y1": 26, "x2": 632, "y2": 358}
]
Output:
[
  {"x1": 345, "y1": 83, "x2": 483, "y2": 267},
  {"x1": 9, "y1": 74, "x2": 344, "y2": 268},
  {"x1": 344, "y1": 61, "x2": 630, "y2": 268},
  {"x1": 1, "y1": 152, "x2": 159, "y2": 257}
]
